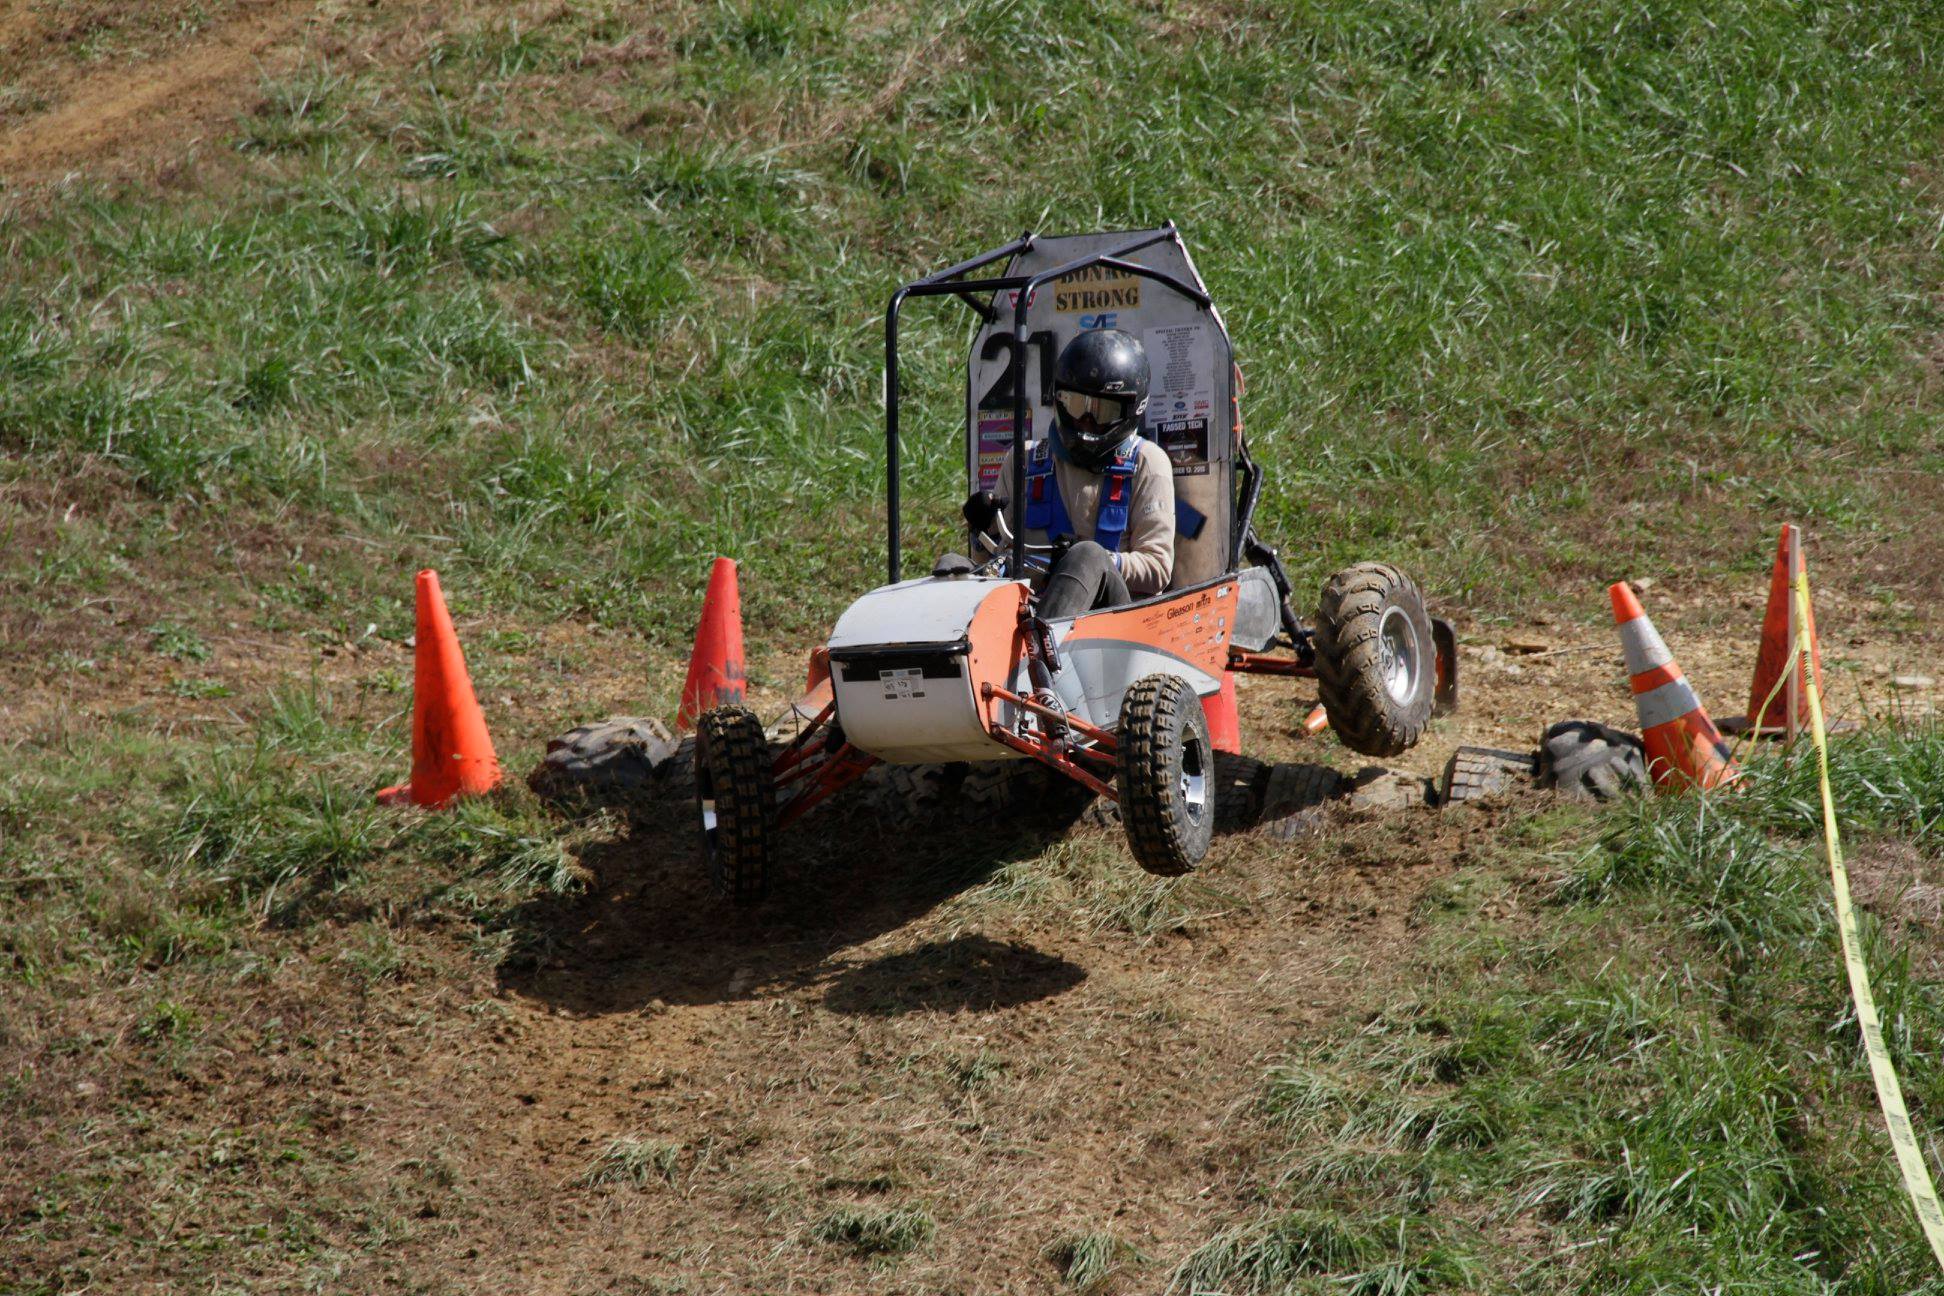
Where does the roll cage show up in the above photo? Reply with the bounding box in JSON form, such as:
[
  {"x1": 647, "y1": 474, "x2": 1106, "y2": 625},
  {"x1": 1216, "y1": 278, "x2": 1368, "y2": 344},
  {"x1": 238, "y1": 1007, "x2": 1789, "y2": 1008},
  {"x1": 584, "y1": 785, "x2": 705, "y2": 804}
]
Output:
[{"x1": 882, "y1": 223, "x2": 1285, "y2": 638}]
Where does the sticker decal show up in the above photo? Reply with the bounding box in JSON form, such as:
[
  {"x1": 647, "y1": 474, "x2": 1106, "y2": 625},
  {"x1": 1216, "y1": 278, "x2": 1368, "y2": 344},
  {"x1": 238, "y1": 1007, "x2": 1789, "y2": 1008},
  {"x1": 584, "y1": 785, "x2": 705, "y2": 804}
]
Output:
[
  {"x1": 880, "y1": 667, "x2": 927, "y2": 701},
  {"x1": 1054, "y1": 265, "x2": 1142, "y2": 313},
  {"x1": 976, "y1": 415, "x2": 1015, "y2": 493},
  {"x1": 1141, "y1": 323, "x2": 1214, "y2": 466}
]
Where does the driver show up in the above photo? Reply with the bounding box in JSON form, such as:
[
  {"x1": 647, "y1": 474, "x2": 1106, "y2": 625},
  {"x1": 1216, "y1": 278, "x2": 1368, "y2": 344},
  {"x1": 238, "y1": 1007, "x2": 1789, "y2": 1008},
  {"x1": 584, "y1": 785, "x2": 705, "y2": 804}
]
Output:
[{"x1": 966, "y1": 328, "x2": 1175, "y2": 619}]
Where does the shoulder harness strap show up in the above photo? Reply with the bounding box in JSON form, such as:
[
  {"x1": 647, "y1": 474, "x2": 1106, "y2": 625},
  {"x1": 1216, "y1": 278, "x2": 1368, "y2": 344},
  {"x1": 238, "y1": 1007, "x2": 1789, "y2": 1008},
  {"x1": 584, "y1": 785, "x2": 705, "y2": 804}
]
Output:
[
  {"x1": 1022, "y1": 438, "x2": 1075, "y2": 542},
  {"x1": 1090, "y1": 443, "x2": 1142, "y2": 554}
]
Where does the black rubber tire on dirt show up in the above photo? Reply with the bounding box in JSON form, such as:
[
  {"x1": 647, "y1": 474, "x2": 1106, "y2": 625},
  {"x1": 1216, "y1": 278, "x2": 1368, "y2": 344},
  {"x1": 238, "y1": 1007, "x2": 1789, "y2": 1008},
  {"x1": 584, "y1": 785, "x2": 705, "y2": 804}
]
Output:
[
  {"x1": 694, "y1": 707, "x2": 774, "y2": 904},
  {"x1": 1314, "y1": 562, "x2": 1437, "y2": 759},
  {"x1": 1258, "y1": 761, "x2": 1344, "y2": 839},
  {"x1": 1116, "y1": 674, "x2": 1216, "y2": 876},
  {"x1": 1439, "y1": 747, "x2": 1539, "y2": 807},
  {"x1": 1538, "y1": 720, "x2": 1648, "y2": 801}
]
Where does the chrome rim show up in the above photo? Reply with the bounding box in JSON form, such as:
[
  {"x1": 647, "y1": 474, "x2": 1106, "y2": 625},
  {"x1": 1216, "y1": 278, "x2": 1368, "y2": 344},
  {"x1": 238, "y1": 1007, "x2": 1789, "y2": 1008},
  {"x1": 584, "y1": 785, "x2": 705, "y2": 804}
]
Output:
[
  {"x1": 1179, "y1": 733, "x2": 1208, "y2": 823},
  {"x1": 1377, "y1": 605, "x2": 1421, "y2": 705}
]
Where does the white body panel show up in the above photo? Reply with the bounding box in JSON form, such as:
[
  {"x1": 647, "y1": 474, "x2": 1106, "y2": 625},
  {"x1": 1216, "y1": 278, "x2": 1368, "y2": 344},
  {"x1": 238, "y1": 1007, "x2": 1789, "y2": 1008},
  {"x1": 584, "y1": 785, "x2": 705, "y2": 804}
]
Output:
[
  {"x1": 1051, "y1": 625, "x2": 1221, "y2": 726},
  {"x1": 828, "y1": 577, "x2": 1029, "y2": 764},
  {"x1": 828, "y1": 576, "x2": 1012, "y2": 652}
]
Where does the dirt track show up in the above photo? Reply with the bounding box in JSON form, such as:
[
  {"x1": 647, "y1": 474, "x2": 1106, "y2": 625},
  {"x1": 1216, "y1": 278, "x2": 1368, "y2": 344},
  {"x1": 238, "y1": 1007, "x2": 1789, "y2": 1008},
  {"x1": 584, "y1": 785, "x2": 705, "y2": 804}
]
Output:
[{"x1": 183, "y1": 597, "x2": 1939, "y2": 1291}]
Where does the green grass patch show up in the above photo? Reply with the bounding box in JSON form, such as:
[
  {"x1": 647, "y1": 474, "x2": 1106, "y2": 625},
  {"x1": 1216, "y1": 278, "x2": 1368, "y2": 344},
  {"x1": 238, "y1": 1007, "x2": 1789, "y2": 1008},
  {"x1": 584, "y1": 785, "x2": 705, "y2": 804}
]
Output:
[
  {"x1": 1179, "y1": 727, "x2": 1944, "y2": 1294},
  {"x1": 811, "y1": 1202, "x2": 937, "y2": 1257}
]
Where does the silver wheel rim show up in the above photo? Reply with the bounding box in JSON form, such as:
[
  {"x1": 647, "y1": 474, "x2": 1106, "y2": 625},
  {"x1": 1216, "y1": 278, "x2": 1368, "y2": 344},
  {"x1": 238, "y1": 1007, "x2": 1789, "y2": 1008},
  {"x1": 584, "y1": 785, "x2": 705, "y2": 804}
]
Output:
[
  {"x1": 1377, "y1": 606, "x2": 1421, "y2": 705},
  {"x1": 1179, "y1": 734, "x2": 1208, "y2": 823}
]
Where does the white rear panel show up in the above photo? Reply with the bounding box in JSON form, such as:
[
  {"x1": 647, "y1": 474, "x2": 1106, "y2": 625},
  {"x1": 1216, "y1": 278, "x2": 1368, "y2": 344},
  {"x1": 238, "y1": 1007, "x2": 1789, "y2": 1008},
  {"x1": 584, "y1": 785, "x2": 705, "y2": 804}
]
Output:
[{"x1": 827, "y1": 577, "x2": 1028, "y2": 764}]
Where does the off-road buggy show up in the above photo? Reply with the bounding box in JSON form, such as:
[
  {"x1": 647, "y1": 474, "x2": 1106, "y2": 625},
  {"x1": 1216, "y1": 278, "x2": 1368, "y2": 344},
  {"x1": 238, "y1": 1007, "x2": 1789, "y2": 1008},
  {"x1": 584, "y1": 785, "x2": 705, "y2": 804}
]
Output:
[{"x1": 695, "y1": 226, "x2": 1456, "y2": 901}]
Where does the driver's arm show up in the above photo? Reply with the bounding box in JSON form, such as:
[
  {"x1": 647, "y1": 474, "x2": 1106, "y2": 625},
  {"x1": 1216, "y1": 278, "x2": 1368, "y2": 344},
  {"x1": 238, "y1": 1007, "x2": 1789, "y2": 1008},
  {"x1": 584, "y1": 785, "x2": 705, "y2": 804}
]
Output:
[
  {"x1": 968, "y1": 447, "x2": 1017, "y2": 560},
  {"x1": 1115, "y1": 440, "x2": 1176, "y2": 596}
]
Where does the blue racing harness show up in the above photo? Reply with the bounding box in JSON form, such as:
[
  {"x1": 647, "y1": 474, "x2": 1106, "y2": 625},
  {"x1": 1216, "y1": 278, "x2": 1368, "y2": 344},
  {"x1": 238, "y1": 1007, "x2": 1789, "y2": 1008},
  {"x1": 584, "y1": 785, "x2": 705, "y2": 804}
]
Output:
[{"x1": 1023, "y1": 437, "x2": 1140, "y2": 554}]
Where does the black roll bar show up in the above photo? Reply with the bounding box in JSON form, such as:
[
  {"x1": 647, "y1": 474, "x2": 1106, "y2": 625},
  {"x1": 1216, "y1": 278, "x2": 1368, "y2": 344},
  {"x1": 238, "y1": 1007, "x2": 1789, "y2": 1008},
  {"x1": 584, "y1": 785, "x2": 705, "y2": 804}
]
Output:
[{"x1": 882, "y1": 224, "x2": 1211, "y2": 584}]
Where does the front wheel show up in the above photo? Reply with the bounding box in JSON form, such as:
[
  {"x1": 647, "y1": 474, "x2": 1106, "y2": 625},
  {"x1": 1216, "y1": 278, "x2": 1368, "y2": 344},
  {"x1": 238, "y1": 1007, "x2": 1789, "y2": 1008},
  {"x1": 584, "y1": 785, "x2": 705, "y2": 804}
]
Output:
[
  {"x1": 694, "y1": 706, "x2": 774, "y2": 904},
  {"x1": 1314, "y1": 562, "x2": 1436, "y2": 758},
  {"x1": 1116, "y1": 674, "x2": 1215, "y2": 876}
]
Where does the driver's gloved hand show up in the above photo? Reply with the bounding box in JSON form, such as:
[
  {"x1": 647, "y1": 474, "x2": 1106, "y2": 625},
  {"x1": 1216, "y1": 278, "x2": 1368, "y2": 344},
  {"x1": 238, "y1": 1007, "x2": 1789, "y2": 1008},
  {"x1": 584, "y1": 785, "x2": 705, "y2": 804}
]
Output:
[
  {"x1": 1047, "y1": 534, "x2": 1075, "y2": 568},
  {"x1": 962, "y1": 490, "x2": 1005, "y2": 532}
]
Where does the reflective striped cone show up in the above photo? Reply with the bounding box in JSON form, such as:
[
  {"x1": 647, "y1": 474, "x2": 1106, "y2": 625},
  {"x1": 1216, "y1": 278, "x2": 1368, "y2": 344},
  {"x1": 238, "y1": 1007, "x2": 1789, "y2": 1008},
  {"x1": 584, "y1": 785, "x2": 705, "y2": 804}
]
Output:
[{"x1": 1609, "y1": 582, "x2": 1738, "y2": 791}]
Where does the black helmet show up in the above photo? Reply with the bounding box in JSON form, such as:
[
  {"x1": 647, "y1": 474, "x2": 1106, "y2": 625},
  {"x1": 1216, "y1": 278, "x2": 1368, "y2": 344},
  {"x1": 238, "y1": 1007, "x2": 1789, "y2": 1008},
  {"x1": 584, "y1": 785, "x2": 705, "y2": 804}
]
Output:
[{"x1": 1051, "y1": 328, "x2": 1148, "y2": 471}]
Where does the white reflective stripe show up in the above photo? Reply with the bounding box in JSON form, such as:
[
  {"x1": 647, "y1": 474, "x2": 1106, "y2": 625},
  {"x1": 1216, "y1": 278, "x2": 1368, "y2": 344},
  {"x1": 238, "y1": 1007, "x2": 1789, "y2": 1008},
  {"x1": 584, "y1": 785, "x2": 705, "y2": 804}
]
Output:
[
  {"x1": 1634, "y1": 675, "x2": 1700, "y2": 730},
  {"x1": 1620, "y1": 616, "x2": 1675, "y2": 676}
]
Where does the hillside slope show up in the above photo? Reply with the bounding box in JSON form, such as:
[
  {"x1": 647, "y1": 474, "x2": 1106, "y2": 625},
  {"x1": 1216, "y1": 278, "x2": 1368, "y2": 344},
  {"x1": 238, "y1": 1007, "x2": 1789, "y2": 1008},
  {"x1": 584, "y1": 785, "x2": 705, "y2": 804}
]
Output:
[{"x1": 4, "y1": 2, "x2": 1944, "y2": 1292}]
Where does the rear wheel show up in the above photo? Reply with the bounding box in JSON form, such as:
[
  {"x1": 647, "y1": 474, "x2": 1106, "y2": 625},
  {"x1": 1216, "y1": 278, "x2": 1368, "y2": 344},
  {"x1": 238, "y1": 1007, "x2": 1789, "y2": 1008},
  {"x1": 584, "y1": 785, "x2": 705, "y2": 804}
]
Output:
[
  {"x1": 694, "y1": 707, "x2": 774, "y2": 904},
  {"x1": 1314, "y1": 562, "x2": 1436, "y2": 758},
  {"x1": 1116, "y1": 674, "x2": 1215, "y2": 876}
]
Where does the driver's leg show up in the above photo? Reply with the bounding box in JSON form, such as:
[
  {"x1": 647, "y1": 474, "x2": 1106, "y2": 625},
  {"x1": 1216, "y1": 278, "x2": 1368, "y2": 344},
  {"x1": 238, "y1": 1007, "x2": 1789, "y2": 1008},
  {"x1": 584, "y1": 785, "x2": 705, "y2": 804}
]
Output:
[{"x1": 1038, "y1": 541, "x2": 1131, "y2": 619}]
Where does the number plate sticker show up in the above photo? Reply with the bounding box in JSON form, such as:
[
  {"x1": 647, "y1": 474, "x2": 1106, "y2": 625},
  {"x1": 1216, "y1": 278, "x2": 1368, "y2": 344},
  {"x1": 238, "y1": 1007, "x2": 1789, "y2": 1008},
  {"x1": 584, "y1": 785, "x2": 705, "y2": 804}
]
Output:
[{"x1": 879, "y1": 667, "x2": 927, "y2": 701}]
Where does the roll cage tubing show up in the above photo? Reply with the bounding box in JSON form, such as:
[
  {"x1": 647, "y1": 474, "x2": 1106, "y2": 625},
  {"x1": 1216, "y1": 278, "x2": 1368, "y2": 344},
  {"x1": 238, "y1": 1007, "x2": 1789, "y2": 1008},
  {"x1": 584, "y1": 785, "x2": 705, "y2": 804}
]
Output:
[{"x1": 882, "y1": 224, "x2": 1268, "y2": 586}]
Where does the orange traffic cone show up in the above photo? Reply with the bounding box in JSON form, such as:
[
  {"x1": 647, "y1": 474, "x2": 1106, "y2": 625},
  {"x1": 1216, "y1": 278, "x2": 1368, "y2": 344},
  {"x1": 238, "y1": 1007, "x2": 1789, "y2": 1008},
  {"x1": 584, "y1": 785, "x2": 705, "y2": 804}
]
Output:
[
  {"x1": 1610, "y1": 582, "x2": 1737, "y2": 791},
  {"x1": 378, "y1": 570, "x2": 502, "y2": 808},
  {"x1": 1204, "y1": 672, "x2": 1241, "y2": 754},
  {"x1": 676, "y1": 557, "x2": 747, "y2": 731},
  {"x1": 1743, "y1": 523, "x2": 1823, "y2": 739}
]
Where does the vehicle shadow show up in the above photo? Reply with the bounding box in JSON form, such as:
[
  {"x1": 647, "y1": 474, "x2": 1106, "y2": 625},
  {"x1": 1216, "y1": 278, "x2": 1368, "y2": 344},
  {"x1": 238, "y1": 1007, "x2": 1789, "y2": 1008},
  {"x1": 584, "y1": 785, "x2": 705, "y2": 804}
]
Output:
[
  {"x1": 496, "y1": 782, "x2": 1093, "y2": 1015},
  {"x1": 496, "y1": 752, "x2": 1355, "y2": 1017},
  {"x1": 822, "y1": 934, "x2": 1087, "y2": 1016}
]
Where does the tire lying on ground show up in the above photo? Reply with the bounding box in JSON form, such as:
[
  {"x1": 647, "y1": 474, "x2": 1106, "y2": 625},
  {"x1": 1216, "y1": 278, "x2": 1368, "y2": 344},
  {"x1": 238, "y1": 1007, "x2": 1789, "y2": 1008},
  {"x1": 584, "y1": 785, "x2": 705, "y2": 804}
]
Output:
[
  {"x1": 1538, "y1": 719, "x2": 1648, "y2": 801},
  {"x1": 1213, "y1": 752, "x2": 1271, "y2": 831},
  {"x1": 861, "y1": 762, "x2": 965, "y2": 825},
  {"x1": 1439, "y1": 746, "x2": 1540, "y2": 807},
  {"x1": 1257, "y1": 761, "x2": 1344, "y2": 839},
  {"x1": 1313, "y1": 562, "x2": 1437, "y2": 758},
  {"x1": 529, "y1": 716, "x2": 678, "y2": 796}
]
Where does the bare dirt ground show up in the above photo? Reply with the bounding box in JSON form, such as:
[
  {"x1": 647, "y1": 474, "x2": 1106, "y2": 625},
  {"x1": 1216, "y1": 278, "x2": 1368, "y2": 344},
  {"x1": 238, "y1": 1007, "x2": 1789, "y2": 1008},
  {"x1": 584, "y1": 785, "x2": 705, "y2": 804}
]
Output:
[
  {"x1": 9, "y1": 553, "x2": 1936, "y2": 1290},
  {"x1": 0, "y1": 0, "x2": 507, "y2": 192}
]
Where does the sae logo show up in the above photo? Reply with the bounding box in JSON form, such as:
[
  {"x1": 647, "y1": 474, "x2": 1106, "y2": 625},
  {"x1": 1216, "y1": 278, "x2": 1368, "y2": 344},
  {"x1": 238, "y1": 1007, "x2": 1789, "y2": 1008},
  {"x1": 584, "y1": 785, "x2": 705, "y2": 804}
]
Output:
[{"x1": 1078, "y1": 312, "x2": 1118, "y2": 330}]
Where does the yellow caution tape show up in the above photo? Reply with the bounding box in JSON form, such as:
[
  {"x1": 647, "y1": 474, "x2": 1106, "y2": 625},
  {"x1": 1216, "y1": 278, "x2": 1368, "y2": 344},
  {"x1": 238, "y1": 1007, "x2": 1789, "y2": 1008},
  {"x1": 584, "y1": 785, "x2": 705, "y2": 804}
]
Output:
[{"x1": 1795, "y1": 568, "x2": 1944, "y2": 1266}]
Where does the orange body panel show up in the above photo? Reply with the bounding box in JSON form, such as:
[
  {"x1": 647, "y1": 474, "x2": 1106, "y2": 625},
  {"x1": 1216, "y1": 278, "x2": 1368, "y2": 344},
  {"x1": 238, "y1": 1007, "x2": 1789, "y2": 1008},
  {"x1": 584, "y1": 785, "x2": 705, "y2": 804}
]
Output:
[
  {"x1": 966, "y1": 580, "x2": 1031, "y2": 730},
  {"x1": 1063, "y1": 579, "x2": 1240, "y2": 687}
]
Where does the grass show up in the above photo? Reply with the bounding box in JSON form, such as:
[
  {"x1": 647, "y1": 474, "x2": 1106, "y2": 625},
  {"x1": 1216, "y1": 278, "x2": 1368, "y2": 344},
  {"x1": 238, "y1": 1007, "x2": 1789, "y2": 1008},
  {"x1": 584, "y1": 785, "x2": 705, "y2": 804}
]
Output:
[
  {"x1": 580, "y1": 1136, "x2": 683, "y2": 1189},
  {"x1": 1176, "y1": 727, "x2": 1944, "y2": 1294},
  {"x1": 5, "y1": 0, "x2": 1943, "y2": 658},
  {"x1": 4, "y1": 0, "x2": 1944, "y2": 1290},
  {"x1": 1050, "y1": 1230, "x2": 1142, "y2": 1292},
  {"x1": 811, "y1": 1202, "x2": 937, "y2": 1257}
]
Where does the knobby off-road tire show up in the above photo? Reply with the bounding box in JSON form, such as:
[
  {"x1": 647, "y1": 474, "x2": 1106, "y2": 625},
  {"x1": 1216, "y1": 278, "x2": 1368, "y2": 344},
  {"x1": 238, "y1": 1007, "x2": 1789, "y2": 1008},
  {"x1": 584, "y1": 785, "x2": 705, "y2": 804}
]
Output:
[
  {"x1": 1314, "y1": 562, "x2": 1436, "y2": 758},
  {"x1": 1116, "y1": 674, "x2": 1215, "y2": 876},
  {"x1": 861, "y1": 762, "x2": 964, "y2": 826},
  {"x1": 1538, "y1": 720, "x2": 1648, "y2": 801},
  {"x1": 694, "y1": 707, "x2": 774, "y2": 904}
]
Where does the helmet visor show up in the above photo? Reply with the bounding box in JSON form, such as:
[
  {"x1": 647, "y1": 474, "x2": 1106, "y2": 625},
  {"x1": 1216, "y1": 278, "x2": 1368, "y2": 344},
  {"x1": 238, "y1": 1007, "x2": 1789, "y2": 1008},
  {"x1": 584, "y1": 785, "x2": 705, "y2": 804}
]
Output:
[{"x1": 1054, "y1": 388, "x2": 1133, "y2": 432}]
